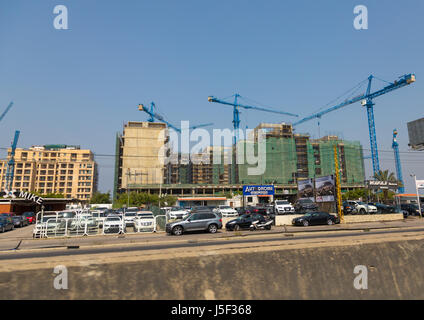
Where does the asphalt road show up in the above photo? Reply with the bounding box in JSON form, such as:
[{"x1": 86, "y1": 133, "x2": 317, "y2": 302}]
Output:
[{"x1": 0, "y1": 216, "x2": 422, "y2": 256}]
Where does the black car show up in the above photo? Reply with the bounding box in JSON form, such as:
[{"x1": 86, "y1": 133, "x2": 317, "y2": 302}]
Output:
[
  {"x1": 294, "y1": 199, "x2": 319, "y2": 213},
  {"x1": 368, "y1": 203, "x2": 397, "y2": 214},
  {"x1": 400, "y1": 203, "x2": 422, "y2": 216},
  {"x1": 292, "y1": 212, "x2": 339, "y2": 226},
  {"x1": 342, "y1": 201, "x2": 355, "y2": 215},
  {"x1": 0, "y1": 216, "x2": 14, "y2": 232},
  {"x1": 0, "y1": 213, "x2": 14, "y2": 224},
  {"x1": 226, "y1": 214, "x2": 270, "y2": 231},
  {"x1": 12, "y1": 215, "x2": 28, "y2": 228}
]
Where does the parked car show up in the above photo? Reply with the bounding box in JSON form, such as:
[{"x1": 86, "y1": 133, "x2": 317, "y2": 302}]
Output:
[
  {"x1": 134, "y1": 211, "x2": 156, "y2": 232},
  {"x1": 342, "y1": 201, "x2": 355, "y2": 215},
  {"x1": 0, "y1": 213, "x2": 14, "y2": 224},
  {"x1": 292, "y1": 212, "x2": 340, "y2": 226},
  {"x1": 12, "y1": 215, "x2": 28, "y2": 228},
  {"x1": 123, "y1": 211, "x2": 138, "y2": 227},
  {"x1": 22, "y1": 211, "x2": 36, "y2": 224},
  {"x1": 294, "y1": 199, "x2": 319, "y2": 213},
  {"x1": 226, "y1": 213, "x2": 271, "y2": 231},
  {"x1": 166, "y1": 209, "x2": 222, "y2": 236},
  {"x1": 168, "y1": 207, "x2": 189, "y2": 220},
  {"x1": 32, "y1": 215, "x2": 64, "y2": 238},
  {"x1": 103, "y1": 215, "x2": 125, "y2": 234},
  {"x1": 345, "y1": 201, "x2": 377, "y2": 214},
  {"x1": 400, "y1": 203, "x2": 422, "y2": 216},
  {"x1": 274, "y1": 200, "x2": 295, "y2": 215},
  {"x1": 368, "y1": 202, "x2": 397, "y2": 214},
  {"x1": 216, "y1": 205, "x2": 238, "y2": 217},
  {"x1": 0, "y1": 216, "x2": 14, "y2": 232}
]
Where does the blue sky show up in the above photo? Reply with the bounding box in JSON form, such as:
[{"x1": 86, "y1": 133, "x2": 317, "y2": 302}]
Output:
[{"x1": 0, "y1": 0, "x2": 423, "y2": 193}]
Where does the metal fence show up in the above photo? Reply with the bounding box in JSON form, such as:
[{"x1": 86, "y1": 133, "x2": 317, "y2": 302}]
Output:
[{"x1": 33, "y1": 212, "x2": 168, "y2": 239}]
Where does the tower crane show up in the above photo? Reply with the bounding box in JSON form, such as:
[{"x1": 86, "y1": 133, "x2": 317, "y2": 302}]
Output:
[
  {"x1": 392, "y1": 129, "x2": 404, "y2": 194},
  {"x1": 138, "y1": 103, "x2": 213, "y2": 133},
  {"x1": 0, "y1": 102, "x2": 14, "y2": 123},
  {"x1": 208, "y1": 94, "x2": 299, "y2": 145},
  {"x1": 5, "y1": 130, "x2": 20, "y2": 192},
  {"x1": 293, "y1": 74, "x2": 416, "y2": 176}
]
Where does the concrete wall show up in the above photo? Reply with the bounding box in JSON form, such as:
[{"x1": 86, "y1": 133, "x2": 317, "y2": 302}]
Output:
[
  {"x1": 343, "y1": 213, "x2": 404, "y2": 223},
  {"x1": 3, "y1": 238, "x2": 424, "y2": 299},
  {"x1": 274, "y1": 213, "x2": 404, "y2": 226}
]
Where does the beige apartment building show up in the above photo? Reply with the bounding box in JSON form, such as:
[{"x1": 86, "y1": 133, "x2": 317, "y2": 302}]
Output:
[
  {"x1": 0, "y1": 145, "x2": 98, "y2": 201},
  {"x1": 115, "y1": 121, "x2": 167, "y2": 194}
]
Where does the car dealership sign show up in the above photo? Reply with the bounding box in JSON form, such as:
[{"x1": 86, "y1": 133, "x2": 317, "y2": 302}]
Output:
[
  {"x1": 2, "y1": 190, "x2": 44, "y2": 204},
  {"x1": 367, "y1": 181, "x2": 398, "y2": 190},
  {"x1": 242, "y1": 185, "x2": 275, "y2": 196}
]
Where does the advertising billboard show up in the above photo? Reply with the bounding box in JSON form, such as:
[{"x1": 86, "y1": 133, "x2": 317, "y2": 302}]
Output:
[
  {"x1": 315, "y1": 175, "x2": 335, "y2": 202},
  {"x1": 407, "y1": 117, "x2": 424, "y2": 150},
  {"x1": 297, "y1": 179, "x2": 314, "y2": 201},
  {"x1": 242, "y1": 185, "x2": 275, "y2": 196}
]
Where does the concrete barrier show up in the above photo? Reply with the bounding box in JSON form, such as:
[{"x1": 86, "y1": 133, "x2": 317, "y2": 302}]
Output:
[
  {"x1": 2, "y1": 237, "x2": 424, "y2": 299},
  {"x1": 275, "y1": 213, "x2": 404, "y2": 226},
  {"x1": 343, "y1": 213, "x2": 404, "y2": 223},
  {"x1": 275, "y1": 214, "x2": 303, "y2": 226}
]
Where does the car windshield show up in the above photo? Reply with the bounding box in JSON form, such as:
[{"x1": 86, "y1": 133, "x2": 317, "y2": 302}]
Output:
[
  {"x1": 220, "y1": 206, "x2": 231, "y2": 209},
  {"x1": 299, "y1": 199, "x2": 313, "y2": 203},
  {"x1": 304, "y1": 213, "x2": 314, "y2": 217},
  {"x1": 138, "y1": 214, "x2": 154, "y2": 219},
  {"x1": 276, "y1": 201, "x2": 289, "y2": 205},
  {"x1": 171, "y1": 207, "x2": 184, "y2": 211},
  {"x1": 41, "y1": 216, "x2": 57, "y2": 222},
  {"x1": 12, "y1": 216, "x2": 20, "y2": 220},
  {"x1": 125, "y1": 212, "x2": 136, "y2": 216},
  {"x1": 106, "y1": 217, "x2": 121, "y2": 221},
  {"x1": 23, "y1": 212, "x2": 34, "y2": 217}
]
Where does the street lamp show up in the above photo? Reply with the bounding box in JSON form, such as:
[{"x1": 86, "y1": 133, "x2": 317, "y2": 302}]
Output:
[{"x1": 410, "y1": 174, "x2": 422, "y2": 218}]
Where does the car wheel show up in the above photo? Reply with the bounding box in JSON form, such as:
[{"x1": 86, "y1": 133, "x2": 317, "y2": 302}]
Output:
[
  {"x1": 327, "y1": 219, "x2": 334, "y2": 225},
  {"x1": 234, "y1": 224, "x2": 240, "y2": 231},
  {"x1": 265, "y1": 225, "x2": 272, "y2": 230},
  {"x1": 1, "y1": 227, "x2": 4, "y2": 233},
  {"x1": 360, "y1": 209, "x2": 366, "y2": 215},
  {"x1": 208, "y1": 224, "x2": 218, "y2": 234},
  {"x1": 303, "y1": 220, "x2": 309, "y2": 227},
  {"x1": 172, "y1": 226, "x2": 183, "y2": 236}
]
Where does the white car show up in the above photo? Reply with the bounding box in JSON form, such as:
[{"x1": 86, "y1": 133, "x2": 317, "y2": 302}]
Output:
[
  {"x1": 103, "y1": 215, "x2": 125, "y2": 233},
  {"x1": 123, "y1": 211, "x2": 138, "y2": 226},
  {"x1": 274, "y1": 200, "x2": 295, "y2": 215},
  {"x1": 168, "y1": 207, "x2": 189, "y2": 220},
  {"x1": 217, "y1": 205, "x2": 238, "y2": 217},
  {"x1": 134, "y1": 211, "x2": 156, "y2": 232},
  {"x1": 346, "y1": 201, "x2": 377, "y2": 214},
  {"x1": 33, "y1": 215, "x2": 63, "y2": 238}
]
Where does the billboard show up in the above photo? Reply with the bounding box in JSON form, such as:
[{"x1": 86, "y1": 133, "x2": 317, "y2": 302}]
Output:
[
  {"x1": 407, "y1": 117, "x2": 424, "y2": 150},
  {"x1": 297, "y1": 179, "x2": 314, "y2": 201},
  {"x1": 242, "y1": 185, "x2": 275, "y2": 196},
  {"x1": 315, "y1": 175, "x2": 335, "y2": 202}
]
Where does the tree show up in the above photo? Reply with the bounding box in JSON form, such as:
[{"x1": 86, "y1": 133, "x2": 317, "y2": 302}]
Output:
[
  {"x1": 374, "y1": 169, "x2": 399, "y2": 201},
  {"x1": 34, "y1": 192, "x2": 65, "y2": 198},
  {"x1": 90, "y1": 192, "x2": 111, "y2": 204},
  {"x1": 113, "y1": 192, "x2": 176, "y2": 208}
]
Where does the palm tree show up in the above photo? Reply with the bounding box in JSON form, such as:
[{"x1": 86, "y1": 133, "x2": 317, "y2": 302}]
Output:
[{"x1": 374, "y1": 169, "x2": 399, "y2": 201}]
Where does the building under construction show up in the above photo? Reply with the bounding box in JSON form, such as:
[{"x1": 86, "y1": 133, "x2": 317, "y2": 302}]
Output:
[{"x1": 114, "y1": 122, "x2": 365, "y2": 198}]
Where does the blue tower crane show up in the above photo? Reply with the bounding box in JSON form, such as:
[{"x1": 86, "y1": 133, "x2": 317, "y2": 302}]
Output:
[
  {"x1": 293, "y1": 74, "x2": 416, "y2": 176},
  {"x1": 208, "y1": 94, "x2": 299, "y2": 145},
  {"x1": 0, "y1": 102, "x2": 14, "y2": 123},
  {"x1": 138, "y1": 103, "x2": 213, "y2": 133},
  {"x1": 5, "y1": 130, "x2": 20, "y2": 191},
  {"x1": 392, "y1": 129, "x2": 404, "y2": 194}
]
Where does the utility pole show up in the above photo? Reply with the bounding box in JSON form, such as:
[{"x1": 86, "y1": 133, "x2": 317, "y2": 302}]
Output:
[
  {"x1": 411, "y1": 174, "x2": 422, "y2": 218},
  {"x1": 334, "y1": 145, "x2": 343, "y2": 222}
]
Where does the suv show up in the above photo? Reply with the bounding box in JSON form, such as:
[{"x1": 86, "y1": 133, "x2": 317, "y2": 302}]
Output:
[
  {"x1": 274, "y1": 200, "x2": 295, "y2": 215},
  {"x1": 294, "y1": 199, "x2": 319, "y2": 213},
  {"x1": 168, "y1": 207, "x2": 189, "y2": 220},
  {"x1": 400, "y1": 203, "x2": 422, "y2": 216},
  {"x1": 346, "y1": 201, "x2": 377, "y2": 214},
  {"x1": 166, "y1": 209, "x2": 222, "y2": 236},
  {"x1": 216, "y1": 205, "x2": 238, "y2": 217}
]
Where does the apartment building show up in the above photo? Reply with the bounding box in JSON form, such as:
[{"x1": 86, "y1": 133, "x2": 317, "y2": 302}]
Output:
[
  {"x1": 0, "y1": 145, "x2": 98, "y2": 200},
  {"x1": 114, "y1": 121, "x2": 167, "y2": 196}
]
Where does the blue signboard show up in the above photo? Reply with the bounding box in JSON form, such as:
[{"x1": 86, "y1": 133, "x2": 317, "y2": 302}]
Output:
[{"x1": 242, "y1": 185, "x2": 275, "y2": 196}]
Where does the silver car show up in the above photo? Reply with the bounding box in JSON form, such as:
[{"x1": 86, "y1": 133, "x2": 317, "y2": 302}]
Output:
[{"x1": 166, "y1": 210, "x2": 222, "y2": 236}]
